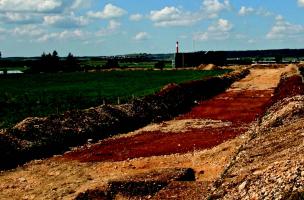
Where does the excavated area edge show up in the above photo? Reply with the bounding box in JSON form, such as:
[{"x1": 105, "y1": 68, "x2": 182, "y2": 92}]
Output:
[{"x1": 62, "y1": 89, "x2": 274, "y2": 163}]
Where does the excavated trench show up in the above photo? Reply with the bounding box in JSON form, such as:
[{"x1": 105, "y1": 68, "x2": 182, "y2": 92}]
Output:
[
  {"x1": 2, "y1": 67, "x2": 300, "y2": 200},
  {"x1": 63, "y1": 75, "x2": 277, "y2": 163}
]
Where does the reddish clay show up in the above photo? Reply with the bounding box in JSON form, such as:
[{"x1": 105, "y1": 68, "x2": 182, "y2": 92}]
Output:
[
  {"x1": 63, "y1": 90, "x2": 273, "y2": 163},
  {"x1": 179, "y1": 90, "x2": 273, "y2": 123},
  {"x1": 64, "y1": 126, "x2": 246, "y2": 162}
]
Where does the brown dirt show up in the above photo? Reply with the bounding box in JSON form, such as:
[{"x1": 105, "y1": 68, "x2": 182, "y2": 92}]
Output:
[
  {"x1": 179, "y1": 90, "x2": 272, "y2": 123},
  {"x1": 63, "y1": 126, "x2": 246, "y2": 163},
  {"x1": 63, "y1": 69, "x2": 283, "y2": 163},
  {"x1": 0, "y1": 67, "x2": 291, "y2": 200}
]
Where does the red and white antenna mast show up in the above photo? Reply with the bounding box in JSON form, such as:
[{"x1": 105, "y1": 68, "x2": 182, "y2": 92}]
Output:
[{"x1": 176, "y1": 41, "x2": 179, "y2": 54}]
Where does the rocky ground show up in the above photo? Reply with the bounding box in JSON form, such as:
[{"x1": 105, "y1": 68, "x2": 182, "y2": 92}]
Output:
[{"x1": 0, "y1": 66, "x2": 303, "y2": 200}]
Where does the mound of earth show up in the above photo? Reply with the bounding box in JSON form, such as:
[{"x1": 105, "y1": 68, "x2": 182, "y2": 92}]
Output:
[
  {"x1": 210, "y1": 104, "x2": 304, "y2": 200},
  {"x1": 0, "y1": 66, "x2": 302, "y2": 200},
  {"x1": 0, "y1": 69, "x2": 249, "y2": 170},
  {"x1": 197, "y1": 64, "x2": 220, "y2": 70},
  {"x1": 260, "y1": 95, "x2": 304, "y2": 130}
]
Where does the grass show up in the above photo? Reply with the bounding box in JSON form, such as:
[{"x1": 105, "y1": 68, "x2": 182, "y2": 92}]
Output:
[
  {"x1": 79, "y1": 60, "x2": 173, "y2": 69},
  {"x1": 0, "y1": 69, "x2": 230, "y2": 129}
]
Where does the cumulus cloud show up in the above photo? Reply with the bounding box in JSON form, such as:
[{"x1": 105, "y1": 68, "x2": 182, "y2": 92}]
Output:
[
  {"x1": 95, "y1": 20, "x2": 122, "y2": 37},
  {"x1": 202, "y1": 0, "x2": 231, "y2": 18},
  {"x1": 194, "y1": 18, "x2": 233, "y2": 41},
  {"x1": 43, "y1": 13, "x2": 88, "y2": 28},
  {"x1": 108, "y1": 20, "x2": 121, "y2": 30},
  {"x1": 238, "y1": 6, "x2": 272, "y2": 17},
  {"x1": 12, "y1": 25, "x2": 45, "y2": 37},
  {"x1": 133, "y1": 32, "x2": 149, "y2": 41},
  {"x1": 37, "y1": 29, "x2": 86, "y2": 42},
  {"x1": 238, "y1": 6, "x2": 254, "y2": 16},
  {"x1": 129, "y1": 14, "x2": 143, "y2": 21},
  {"x1": 87, "y1": 4, "x2": 127, "y2": 19},
  {"x1": 149, "y1": 6, "x2": 201, "y2": 27},
  {"x1": 149, "y1": 0, "x2": 230, "y2": 27},
  {"x1": 0, "y1": 0, "x2": 92, "y2": 25},
  {"x1": 0, "y1": 0, "x2": 65, "y2": 13},
  {"x1": 70, "y1": 0, "x2": 91, "y2": 10},
  {"x1": 298, "y1": 0, "x2": 304, "y2": 7},
  {"x1": 0, "y1": 12, "x2": 42, "y2": 24},
  {"x1": 266, "y1": 15, "x2": 304, "y2": 39}
]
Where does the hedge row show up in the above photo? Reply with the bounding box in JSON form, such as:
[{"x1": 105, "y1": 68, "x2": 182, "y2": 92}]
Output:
[{"x1": 0, "y1": 69, "x2": 250, "y2": 170}]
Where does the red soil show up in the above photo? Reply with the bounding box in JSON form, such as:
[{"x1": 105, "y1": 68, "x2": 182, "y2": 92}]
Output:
[
  {"x1": 63, "y1": 90, "x2": 273, "y2": 163},
  {"x1": 64, "y1": 126, "x2": 246, "y2": 162},
  {"x1": 179, "y1": 90, "x2": 273, "y2": 123}
]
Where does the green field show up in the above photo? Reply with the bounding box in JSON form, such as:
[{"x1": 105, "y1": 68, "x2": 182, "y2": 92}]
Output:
[
  {"x1": 79, "y1": 60, "x2": 173, "y2": 69},
  {"x1": 0, "y1": 70, "x2": 230, "y2": 128}
]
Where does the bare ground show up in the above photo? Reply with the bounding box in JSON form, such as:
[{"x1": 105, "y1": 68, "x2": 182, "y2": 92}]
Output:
[{"x1": 0, "y1": 67, "x2": 300, "y2": 200}]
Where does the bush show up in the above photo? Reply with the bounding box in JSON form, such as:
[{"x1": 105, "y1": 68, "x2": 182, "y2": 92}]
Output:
[
  {"x1": 154, "y1": 61, "x2": 165, "y2": 70},
  {"x1": 103, "y1": 59, "x2": 120, "y2": 69}
]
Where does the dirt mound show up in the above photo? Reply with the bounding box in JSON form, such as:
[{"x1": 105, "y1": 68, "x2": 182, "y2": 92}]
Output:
[
  {"x1": 207, "y1": 69, "x2": 304, "y2": 200},
  {"x1": 197, "y1": 64, "x2": 219, "y2": 70},
  {"x1": 76, "y1": 168, "x2": 195, "y2": 199},
  {"x1": 260, "y1": 95, "x2": 304, "y2": 130},
  {"x1": 0, "y1": 69, "x2": 250, "y2": 170},
  {"x1": 267, "y1": 69, "x2": 304, "y2": 108}
]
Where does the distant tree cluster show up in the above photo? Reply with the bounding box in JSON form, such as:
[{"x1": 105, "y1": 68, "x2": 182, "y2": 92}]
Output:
[
  {"x1": 154, "y1": 61, "x2": 165, "y2": 70},
  {"x1": 27, "y1": 51, "x2": 80, "y2": 73},
  {"x1": 102, "y1": 59, "x2": 120, "y2": 69}
]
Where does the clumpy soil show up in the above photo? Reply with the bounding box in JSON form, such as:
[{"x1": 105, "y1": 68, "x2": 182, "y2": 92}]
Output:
[
  {"x1": 63, "y1": 69, "x2": 280, "y2": 163},
  {"x1": 0, "y1": 68, "x2": 290, "y2": 200}
]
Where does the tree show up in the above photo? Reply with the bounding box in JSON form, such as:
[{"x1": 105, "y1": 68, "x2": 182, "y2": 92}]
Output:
[
  {"x1": 103, "y1": 59, "x2": 119, "y2": 69},
  {"x1": 64, "y1": 53, "x2": 80, "y2": 72},
  {"x1": 0, "y1": 51, "x2": 7, "y2": 75},
  {"x1": 275, "y1": 55, "x2": 283, "y2": 63},
  {"x1": 154, "y1": 61, "x2": 165, "y2": 70}
]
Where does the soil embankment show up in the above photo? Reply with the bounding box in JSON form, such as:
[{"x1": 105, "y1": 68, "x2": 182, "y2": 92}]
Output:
[
  {"x1": 63, "y1": 69, "x2": 283, "y2": 163},
  {"x1": 0, "y1": 66, "x2": 302, "y2": 200},
  {"x1": 0, "y1": 69, "x2": 248, "y2": 170}
]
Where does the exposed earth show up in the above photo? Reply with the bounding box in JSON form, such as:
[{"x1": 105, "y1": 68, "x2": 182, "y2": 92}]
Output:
[{"x1": 0, "y1": 66, "x2": 303, "y2": 200}]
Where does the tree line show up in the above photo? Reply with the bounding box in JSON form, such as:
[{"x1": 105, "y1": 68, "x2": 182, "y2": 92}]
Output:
[{"x1": 26, "y1": 51, "x2": 81, "y2": 73}]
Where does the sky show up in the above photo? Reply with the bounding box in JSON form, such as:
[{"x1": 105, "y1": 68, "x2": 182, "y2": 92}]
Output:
[{"x1": 1, "y1": 0, "x2": 304, "y2": 57}]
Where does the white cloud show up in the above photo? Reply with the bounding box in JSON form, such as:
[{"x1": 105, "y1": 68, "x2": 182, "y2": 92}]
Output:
[
  {"x1": 298, "y1": 0, "x2": 304, "y2": 7},
  {"x1": 266, "y1": 15, "x2": 304, "y2": 39},
  {"x1": 11, "y1": 25, "x2": 45, "y2": 38},
  {"x1": 87, "y1": 4, "x2": 127, "y2": 19},
  {"x1": 149, "y1": 6, "x2": 201, "y2": 27},
  {"x1": 0, "y1": 0, "x2": 91, "y2": 25},
  {"x1": 202, "y1": 0, "x2": 231, "y2": 18},
  {"x1": 108, "y1": 20, "x2": 121, "y2": 30},
  {"x1": 238, "y1": 6, "x2": 272, "y2": 17},
  {"x1": 37, "y1": 29, "x2": 86, "y2": 42},
  {"x1": 133, "y1": 32, "x2": 149, "y2": 41},
  {"x1": 95, "y1": 20, "x2": 121, "y2": 37},
  {"x1": 129, "y1": 14, "x2": 143, "y2": 21},
  {"x1": 148, "y1": 1, "x2": 231, "y2": 27},
  {"x1": 0, "y1": 12, "x2": 42, "y2": 24},
  {"x1": 238, "y1": 6, "x2": 254, "y2": 16},
  {"x1": 70, "y1": 0, "x2": 91, "y2": 10},
  {"x1": 255, "y1": 8, "x2": 272, "y2": 17},
  {"x1": 194, "y1": 18, "x2": 233, "y2": 41},
  {"x1": 209, "y1": 18, "x2": 233, "y2": 31},
  {"x1": 0, "y1": 0, "x2": 64, "y2": 13},
  {"x1": 43, "y1": 13, "x2": 88, "y2": 28}
]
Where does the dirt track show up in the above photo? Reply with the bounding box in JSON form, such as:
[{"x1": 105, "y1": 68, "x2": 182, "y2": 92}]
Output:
[{"x1": 0, "y1": 68, "x2": 289, "y2": 200}]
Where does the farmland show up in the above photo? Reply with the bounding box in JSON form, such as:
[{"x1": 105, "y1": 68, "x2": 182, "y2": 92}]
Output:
[{"x1": 0, "y1": 69, "x2": 230, "y2": 129}]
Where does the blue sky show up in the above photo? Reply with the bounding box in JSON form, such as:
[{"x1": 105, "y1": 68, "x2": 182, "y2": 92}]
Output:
[{"x1": 1, "y1": 0, "x2": 304, "y2": 57}]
